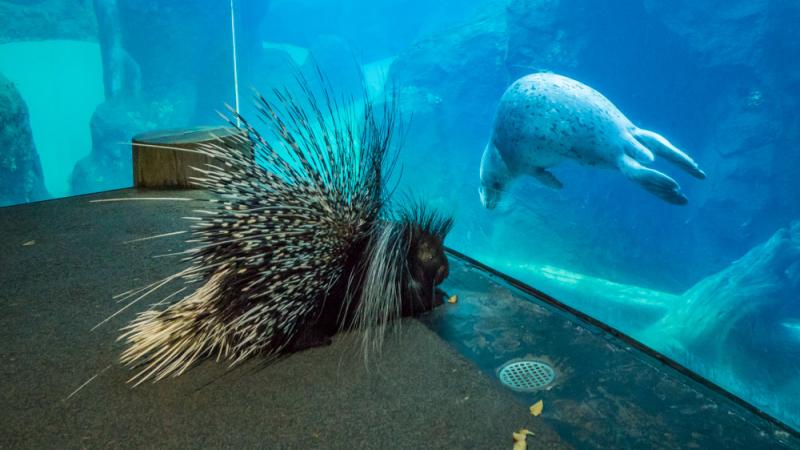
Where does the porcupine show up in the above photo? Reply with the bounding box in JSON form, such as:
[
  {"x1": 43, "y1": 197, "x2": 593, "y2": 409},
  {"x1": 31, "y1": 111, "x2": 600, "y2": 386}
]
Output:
[{"x1": 117, "y1": 73, "x2": 454, "y2": 385}]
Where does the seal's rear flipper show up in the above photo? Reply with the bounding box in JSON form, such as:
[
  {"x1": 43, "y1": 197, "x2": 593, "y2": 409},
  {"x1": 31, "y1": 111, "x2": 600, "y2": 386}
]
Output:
[
  {"x1": 623, "y1": 135, "x2": 655, "y2": 164},
  {"x1": 632, "y1": 128, "x2": 706, "y2": 179},
  {"x1": 533, "y1": 169, "x2": 563, "y2": 189},
  {"x1": 618, "y1": 155, "x2": 688, "y2": 205}
]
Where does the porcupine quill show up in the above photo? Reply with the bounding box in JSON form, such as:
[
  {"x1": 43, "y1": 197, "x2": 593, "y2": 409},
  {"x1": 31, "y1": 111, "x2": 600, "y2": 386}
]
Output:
[{"x1": 112, "y1": 70, "x2": 453, "y2": 385}]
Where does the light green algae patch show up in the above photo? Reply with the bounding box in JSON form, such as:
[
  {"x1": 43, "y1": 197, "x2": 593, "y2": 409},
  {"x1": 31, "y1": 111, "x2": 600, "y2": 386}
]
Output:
[{"x1": 476, "y1": 255, "x2": 680, "y2": 334}]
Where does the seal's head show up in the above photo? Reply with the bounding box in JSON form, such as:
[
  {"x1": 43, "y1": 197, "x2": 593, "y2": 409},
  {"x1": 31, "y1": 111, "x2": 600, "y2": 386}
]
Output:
[
  {"x1": 479, "y1": 179, "x2": 503, "y2": 209},
  {"x1": 479, "y1": 143, "x2": 510, "y2": 209}
]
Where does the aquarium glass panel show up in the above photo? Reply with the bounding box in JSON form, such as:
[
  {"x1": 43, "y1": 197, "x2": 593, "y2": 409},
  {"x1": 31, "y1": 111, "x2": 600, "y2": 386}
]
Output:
[
  {"x1": 234, "y1": 0, "x2": 800, "y2": 430},
  {"x1": 0, "y1": 0, "x2": 235, "y2": 206}
]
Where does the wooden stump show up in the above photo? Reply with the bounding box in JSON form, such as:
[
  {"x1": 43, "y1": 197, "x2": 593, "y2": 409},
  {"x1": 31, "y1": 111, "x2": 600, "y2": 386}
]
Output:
[{"x1": 132, "y1": 126, "x2": 251, "y2": 189}]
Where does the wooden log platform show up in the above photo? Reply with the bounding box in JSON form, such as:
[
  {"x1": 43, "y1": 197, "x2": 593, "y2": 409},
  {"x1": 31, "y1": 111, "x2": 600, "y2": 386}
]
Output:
[{"x1": 132, "y1": 126, "x2": 251, "y2": 189}]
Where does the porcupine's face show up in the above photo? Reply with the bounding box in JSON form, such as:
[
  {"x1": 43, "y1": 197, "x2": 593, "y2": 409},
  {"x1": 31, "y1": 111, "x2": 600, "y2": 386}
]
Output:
[{"x1": 404, "y1": 231, "x2": 449, "y2": 316}]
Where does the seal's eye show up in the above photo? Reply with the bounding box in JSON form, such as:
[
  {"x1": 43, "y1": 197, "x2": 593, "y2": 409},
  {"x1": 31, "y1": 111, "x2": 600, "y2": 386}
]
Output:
[{"x1": 491, "y1": 182, "x2": 501, "y2": 190}]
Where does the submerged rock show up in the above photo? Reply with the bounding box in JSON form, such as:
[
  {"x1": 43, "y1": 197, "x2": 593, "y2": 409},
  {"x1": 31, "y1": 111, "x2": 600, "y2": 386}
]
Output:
[
  {"x1": 645, "y1": 221, "x2": 800, "y2": 422},
  {"x1": 94, "y1": 0, "x2": 141, "y2": 100},
  {"x1": 645, "y1": 0, "x2": 800, "y2": 268},
  {"x1": 68, "y1": 0, "x2": 200, "y2": 197},
  {"x1": 386, "y1": 5, "x2": 509, "y2": 233},
  {"x1": 0, "y1": 74, "x2": 48, "y2": 206},
  {"x1": 115, "y1": 0, "x2": 233, "y2": 125},
  {"x1": 70, "y1": 98, "x2": 151, "y2": 195},
  {"x1": 389, "y1": 5, "x2": 508, "y2": 143},
  {"x1": 263, "y1": 0, "x2": 482, "y2": 61},
  {"x1": 651, "y1": 221, "x2": 800, "y2": 369},
  {"x1": 504, "y1": 0, "x2": 587, "y2": 77},
  {"x1": 0, "y1": 0, "x2": 97, "y2": 44},
  {"x1": 643, "y1": 0, "x2": 776, "y2": 68}
]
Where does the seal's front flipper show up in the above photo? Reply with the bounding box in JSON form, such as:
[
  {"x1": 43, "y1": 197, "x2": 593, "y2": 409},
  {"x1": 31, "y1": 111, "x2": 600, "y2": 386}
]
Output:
[
  {"x1": 532, "y1": 169, "x2": 563, "y2": 189},
  {"x1": 618, "y1": 155, "x2": 688, "y2": 205},
  {"x1": 632, "y1": 128, "x2": 706, "y2": 179}
]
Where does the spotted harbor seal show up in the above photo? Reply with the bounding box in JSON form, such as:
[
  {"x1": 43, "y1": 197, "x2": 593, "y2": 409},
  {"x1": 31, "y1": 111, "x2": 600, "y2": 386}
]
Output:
[{"x1": 479, "y1": 73, "x2": 706, "y2": 208}]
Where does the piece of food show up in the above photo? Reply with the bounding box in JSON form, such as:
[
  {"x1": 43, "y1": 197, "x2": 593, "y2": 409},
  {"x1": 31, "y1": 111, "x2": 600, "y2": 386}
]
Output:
[
  {"x1": 530, "y1": 400, "x2": 544, "y2": 417},
  {"x1": 512, "y1": 428, "x2": 534, "y2": 450}
]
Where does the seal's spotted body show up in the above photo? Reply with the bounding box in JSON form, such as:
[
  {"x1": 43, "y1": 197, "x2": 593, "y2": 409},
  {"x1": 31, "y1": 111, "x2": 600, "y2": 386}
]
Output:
[{"x1": 480, "y1": 73, "x2": 706, "y2": 207}]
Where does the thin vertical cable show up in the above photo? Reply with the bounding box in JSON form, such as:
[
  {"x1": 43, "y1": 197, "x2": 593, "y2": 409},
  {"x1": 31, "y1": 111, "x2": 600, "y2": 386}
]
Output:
[{"x1": 230, "y1": 0, "x2": 241, "y2": 126}]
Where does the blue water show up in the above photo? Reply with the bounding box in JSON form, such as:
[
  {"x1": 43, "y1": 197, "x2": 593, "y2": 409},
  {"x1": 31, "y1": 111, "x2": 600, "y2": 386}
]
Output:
[{"x1": 1, "y1": 0, "x2": 798, "y2": 431}]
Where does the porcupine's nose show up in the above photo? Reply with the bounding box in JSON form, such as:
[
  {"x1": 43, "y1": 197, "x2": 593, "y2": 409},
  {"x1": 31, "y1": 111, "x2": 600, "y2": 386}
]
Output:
[{"x1": 434, "y1": 262, "x2": 449, "y2": 285}]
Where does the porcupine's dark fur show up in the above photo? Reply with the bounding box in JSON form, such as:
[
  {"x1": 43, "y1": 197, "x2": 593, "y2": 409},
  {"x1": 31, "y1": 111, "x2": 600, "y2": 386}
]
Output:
[{"x1": 118, "y1": 73, "x2": 453, "y2": 385}]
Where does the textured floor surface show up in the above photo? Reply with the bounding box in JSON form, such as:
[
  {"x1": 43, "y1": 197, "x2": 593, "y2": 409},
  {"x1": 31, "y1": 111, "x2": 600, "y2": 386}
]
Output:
[{"x1": 0, "y1": 189, "x2": 797, "y2": 449}]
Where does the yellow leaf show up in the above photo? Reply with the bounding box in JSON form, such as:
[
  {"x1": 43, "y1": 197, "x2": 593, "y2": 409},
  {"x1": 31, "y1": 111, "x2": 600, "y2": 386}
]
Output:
[
  {"x1": 530, "y1": 400, "x2": 544, "y2": 417},
  {"x1": 447, "y1": 294, "x2": 458, "y2": 304},
  {"x1": 512, "y1": 428, "x2": 534, "y2": 450}
]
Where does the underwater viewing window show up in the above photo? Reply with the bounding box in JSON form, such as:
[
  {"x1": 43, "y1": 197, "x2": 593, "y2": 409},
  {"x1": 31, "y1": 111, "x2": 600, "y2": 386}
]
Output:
[
  {"x1": 1, "y1": 0, "x2": 799, "y2": 445},
  {"x1": 0, "y1": 0, "x2": 237, "y2": 206}
]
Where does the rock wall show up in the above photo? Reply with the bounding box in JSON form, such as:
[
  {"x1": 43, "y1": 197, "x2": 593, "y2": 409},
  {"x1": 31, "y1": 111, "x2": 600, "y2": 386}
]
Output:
[
  {"x1": 70, "y1": 0, "x2": 235, "y2": 196},
  {"x1": 0, "y1": 0, "x2": 96, "y2": 44},
  {"x1": 386, "y1": 5, "x2": 509, "y2": 233},
  {"x1": 644, "y1": 0, "x2": 800, "y2": 278},
  {"x1": 646, "y1": 220, "x2": 800, "y2": 425},
  {"x1": 70, "y1": 98, "x2": 152, "y2": 195},
  {"x1": 115, "y1": 0, "x2": 231, "y2": 125},
  {"x1": 0, "y1": 74, "x2": 48, "y2": 206},
  {"x1": 651, "y1": 221, "x2": 800, "y2": 377},
  {"x1": 261, "y1": 0, "x2": 487, "y2": 61}
]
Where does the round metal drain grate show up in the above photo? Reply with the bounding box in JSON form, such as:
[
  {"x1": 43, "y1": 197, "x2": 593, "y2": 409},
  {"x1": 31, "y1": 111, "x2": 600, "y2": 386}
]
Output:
[{"x1": 498, "y1": 360, "x2": 556, "y2": 392}]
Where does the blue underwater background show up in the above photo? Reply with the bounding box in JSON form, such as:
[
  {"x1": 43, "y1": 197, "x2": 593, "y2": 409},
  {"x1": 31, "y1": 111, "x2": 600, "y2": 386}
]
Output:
[{"x1": 1, "y1": 0, "x2": 799, "y2": 430}]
